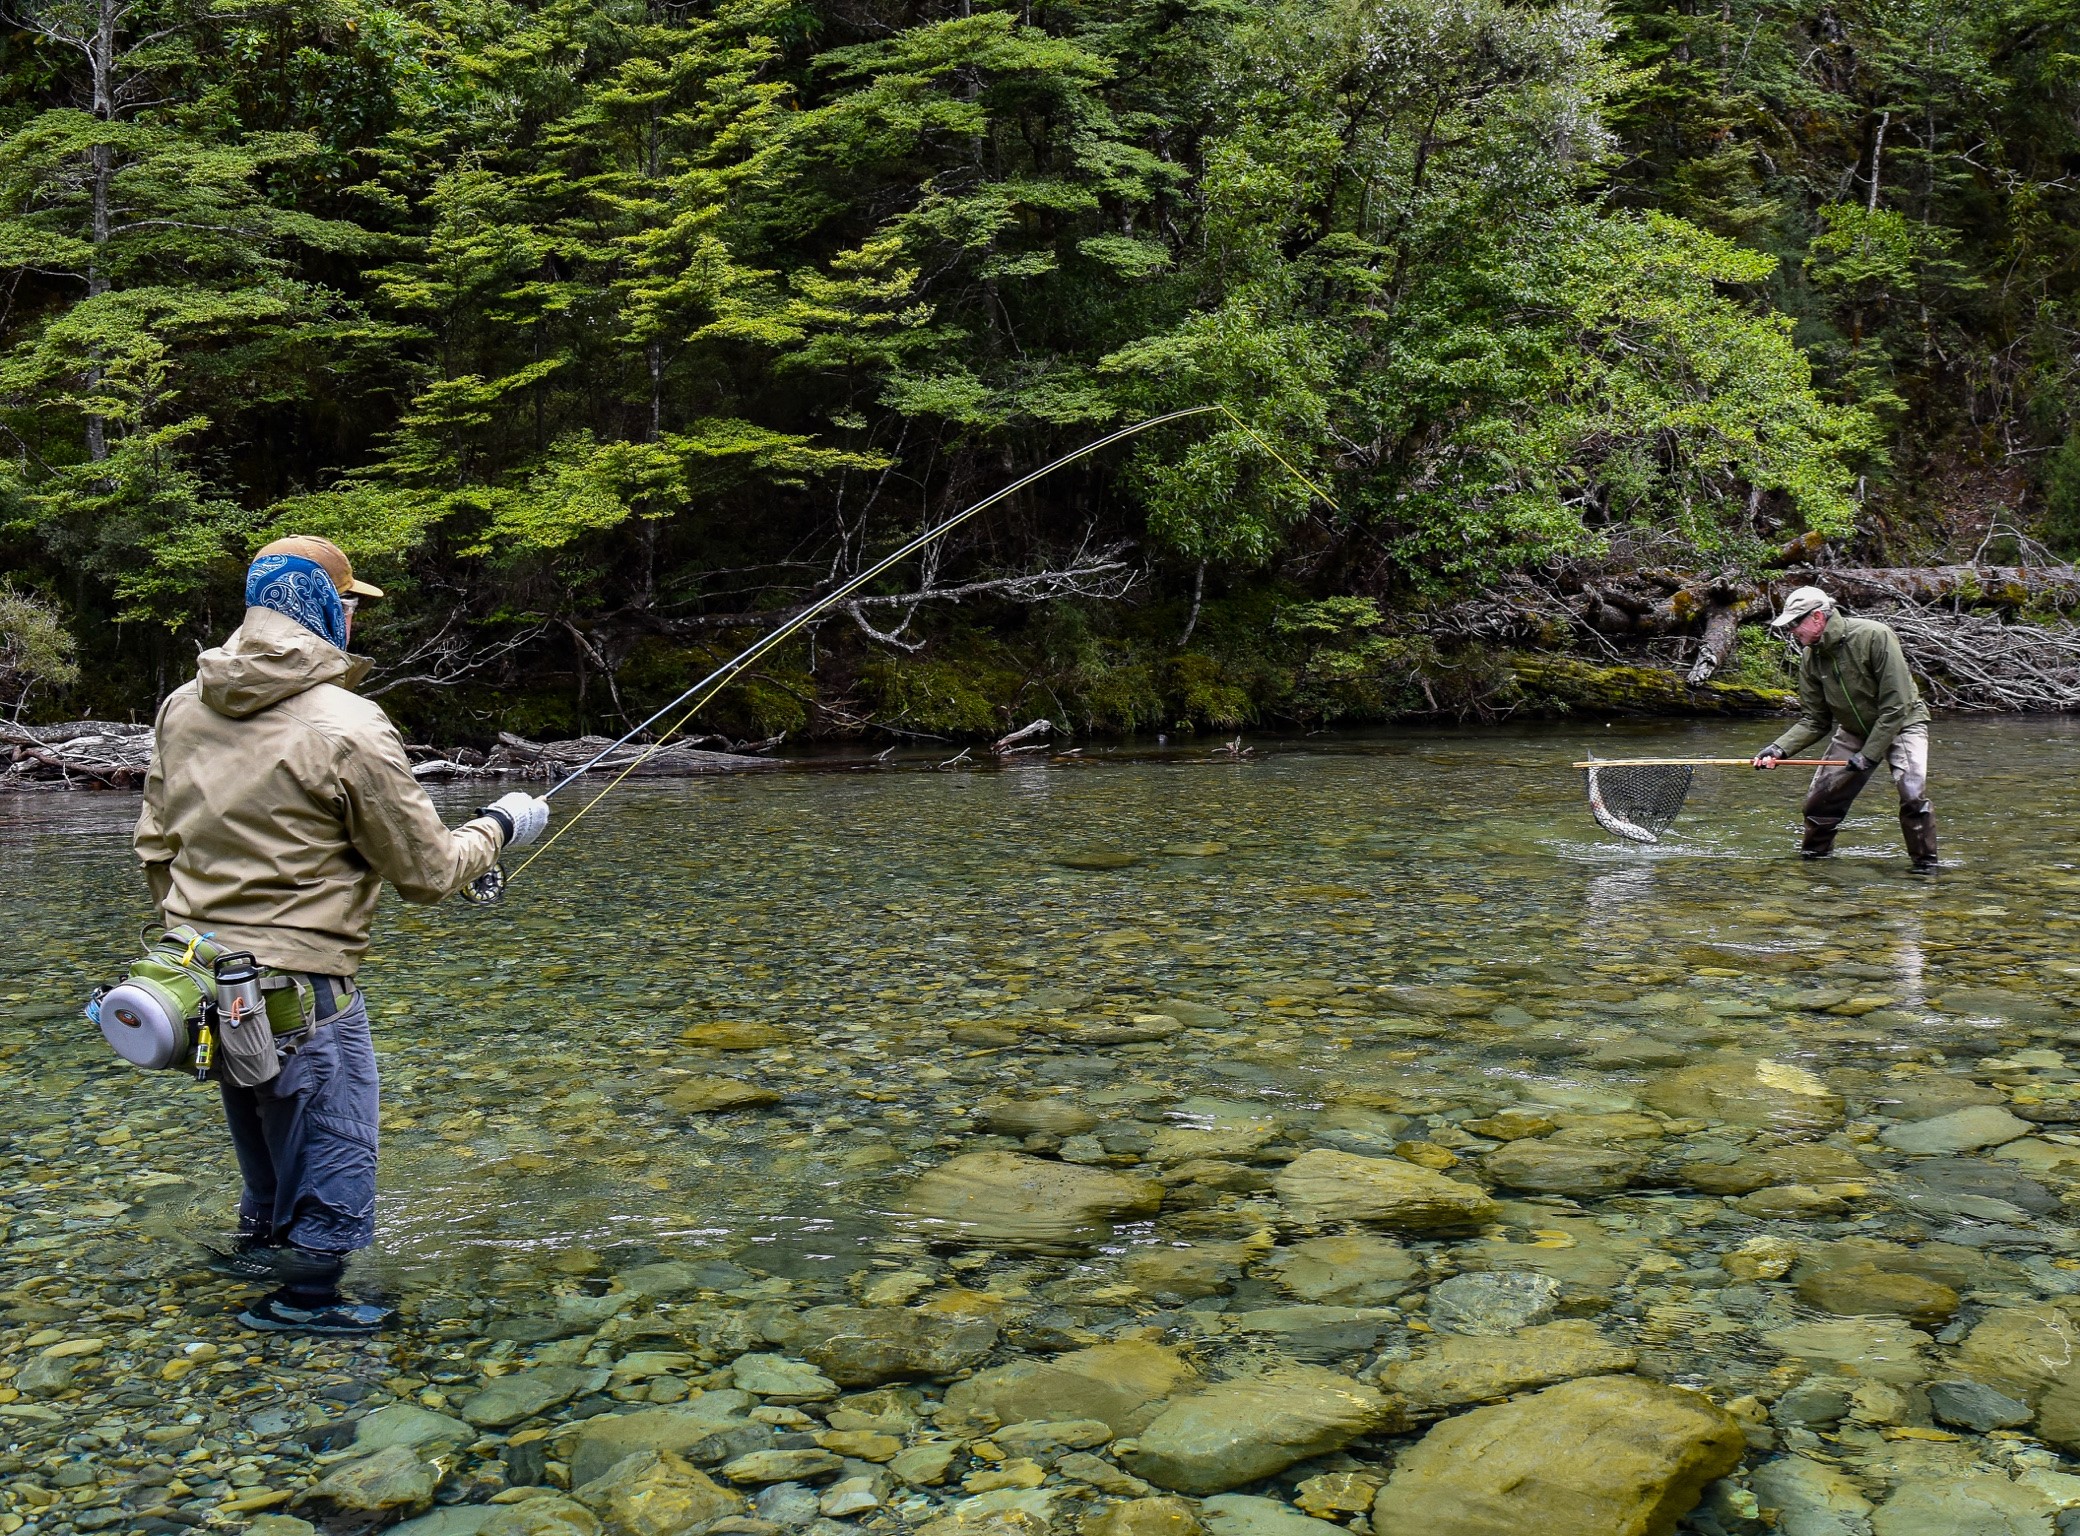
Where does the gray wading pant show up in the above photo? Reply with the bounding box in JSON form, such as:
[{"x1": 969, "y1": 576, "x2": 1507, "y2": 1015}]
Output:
[
  {"x1": 1802, "y1": 722, "x2": 1936, "y2": 862},
  {"x1": 220, "y1": 981, "x2": 378, "y2": 1256}
]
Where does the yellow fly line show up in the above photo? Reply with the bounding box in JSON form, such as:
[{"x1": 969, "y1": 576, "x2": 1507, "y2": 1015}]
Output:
[{"x1": 507, "y1": 403, "x2": 1334, "y2": 887}]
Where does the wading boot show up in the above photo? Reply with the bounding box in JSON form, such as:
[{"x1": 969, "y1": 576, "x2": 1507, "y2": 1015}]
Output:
[
  {"x1": 200, "y1": 1237, "x2": 284, "y2": 1283},
  {"x1": 201, "y1": 1240, "x2": 355, "y2": 1286},
  {"x1": 1901, "y1": 799, "x2": 1939, "y2": 874},
  {"x1": 1800, "y1": 817, "x2": 1842, "y2": 859},
  {"x1": 238, "y1": 1290, "x2": 396, "y2": 1336}
]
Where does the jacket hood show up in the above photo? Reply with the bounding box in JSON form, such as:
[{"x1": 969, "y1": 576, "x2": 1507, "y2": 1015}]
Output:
[{"x1": 197, "y1": 606, "x2": 372, "y2": 719}]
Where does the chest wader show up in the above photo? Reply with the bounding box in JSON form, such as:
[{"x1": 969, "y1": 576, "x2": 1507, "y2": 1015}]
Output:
[
  {"x1": 1799, "y1": 654, "x2": 1873, "y2": 861},
  {"x1": 1799, "y1": 656, "x2": 1938, "y2": 871}
]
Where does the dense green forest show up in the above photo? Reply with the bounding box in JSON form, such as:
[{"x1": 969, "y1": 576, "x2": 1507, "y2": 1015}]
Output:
[{"x1": 1, "y1": 0, "x2": 2076, "y2": 739}]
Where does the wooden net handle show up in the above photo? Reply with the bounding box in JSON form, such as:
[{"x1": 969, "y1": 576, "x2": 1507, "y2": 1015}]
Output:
[{"x1": 1570, "y1": 758, "x2": 1851, "y2": 767}]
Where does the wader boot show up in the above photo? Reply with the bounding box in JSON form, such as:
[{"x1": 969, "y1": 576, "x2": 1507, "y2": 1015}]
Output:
[
  {"x1": 1901, "y1": 798, "x2": 1939, "y2": 873},
  {"x1": 1800, "y1": 756, "x2": 1876, "y2": 860}
]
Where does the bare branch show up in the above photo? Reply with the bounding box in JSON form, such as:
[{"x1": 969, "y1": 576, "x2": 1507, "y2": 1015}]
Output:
[{"x1": 362, "y1": 621, "x2": 551, "y2": 699}]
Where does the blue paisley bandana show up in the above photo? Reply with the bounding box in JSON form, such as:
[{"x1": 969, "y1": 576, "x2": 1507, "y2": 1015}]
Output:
[{"x1": 245, "y1": 553, "x2": 348, "y2": 650}]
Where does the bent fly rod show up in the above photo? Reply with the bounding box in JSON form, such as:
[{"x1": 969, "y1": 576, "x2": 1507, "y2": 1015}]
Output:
[{"x1": 463, "y1": 403, "x2": 1335, "y2": 902}]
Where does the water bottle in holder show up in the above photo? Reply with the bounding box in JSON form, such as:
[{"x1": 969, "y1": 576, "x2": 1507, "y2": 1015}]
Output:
[{"x1": 212, "y1": 951, "x2": 283, "y2": 1087}]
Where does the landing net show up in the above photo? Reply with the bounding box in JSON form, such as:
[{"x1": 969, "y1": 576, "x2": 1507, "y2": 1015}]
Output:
[{"x1": 1581, "y1": 757, "x2": 1694, "y2": 844}]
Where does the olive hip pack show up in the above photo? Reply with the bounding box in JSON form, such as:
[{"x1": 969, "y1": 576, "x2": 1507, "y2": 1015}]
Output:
[{"x1": 87, "y1": 926, "x2": 319, "y2": 1087}]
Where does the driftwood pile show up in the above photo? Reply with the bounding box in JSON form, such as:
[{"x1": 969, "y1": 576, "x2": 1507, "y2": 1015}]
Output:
[
  {"x1": 0, "y1": 724, "x2": 791, "y2": 790},
  {"x1": 1, "y1": 721, "x2": 153, "y2": 788},
  {"x1": 407, "y1": 732, "x2": 787, "y2": 781}
]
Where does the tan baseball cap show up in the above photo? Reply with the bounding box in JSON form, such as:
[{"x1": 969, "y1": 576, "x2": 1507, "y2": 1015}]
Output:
[
  {"x1": 1768, "y1": 584, "x2": 1833, "y2": 628},
  {"x1": 254, "y1": 535, "x2": 384, "y2": 601}
]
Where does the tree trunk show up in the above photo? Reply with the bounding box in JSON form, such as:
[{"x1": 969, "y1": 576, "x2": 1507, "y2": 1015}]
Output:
[
  {"x1": 84, "y1": 0, "x2": 117, "y2": 466},
  {"x1": 1179, "y1": 560, "x2": 1206, "y2": 646},
  {"x1": 1686, "y1": 599, "x2": 1743, "y2": 684}
]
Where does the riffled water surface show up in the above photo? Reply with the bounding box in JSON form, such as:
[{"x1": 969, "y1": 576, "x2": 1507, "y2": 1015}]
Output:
[{"x1": 8, "y1": 718, "x2": 2080, "y2": 1533}]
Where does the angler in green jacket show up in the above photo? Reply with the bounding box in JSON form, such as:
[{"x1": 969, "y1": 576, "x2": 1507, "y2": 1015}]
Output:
[{"x1": 1750, "y1": 586, "x2": 1937, "y2": 870}]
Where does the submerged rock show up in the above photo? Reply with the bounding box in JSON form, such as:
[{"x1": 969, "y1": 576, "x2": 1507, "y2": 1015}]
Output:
[
  {"x1": 1261, "y1": 1234, "x2": 1421, "y2": 1305},
  {"x1": 983, "y1": 1100, "x2": 1101, "y2": 1139},
  {"x1": 1087, "y1": 1496, "x2": 1206, "y2": 1536},
  {"x1": 1122, "y1": 1366, "x2": 1392, "y2": 1495},
  {"x1": 1483, "y1": 1141, "x2": 1644, "y2": 1197},
  {"x1": 1929, "y1": 1379, "x2": 2035, "y2": 1432},
  {"x1": 1372, "y1": 1321, "x2": 1638, "y2": 1415},
  {"x1": 1198, "y1": 1495, "x2": 1345, "y2": 1536},
  {"x1": 564, "y1": 1395, "x2": 758, "y2": 1485},
  {"x1": 1219, "y1": 1305, "x2": 1401, "y2": 1358},
  {"x1": 794, "y1": 1305, "x2": 999, "y2": 1385},
  {"x1": 1794, "y1": 1266, "x2": 1959, "y2": 1329},
  {"x1": 461, "y1": 1365, "x2": 606, "y2": 1428},
  {"x1": 1763, "y1": 1319, "x2": 1932, "y2": 1384},
  {"x1": 941, "y1": 1341, "x2": 1200, "y2": 1435},
  {"x1": 1369, "y1": 1375, "x2": 1744, "y2": 1536},
  {"x1": 1880, "y1": 1106, "x2": 2033, "y2": 1156},
  {"x1": 1125, "y1": 1243, "x2": 1251, "y2": 1299},
  {"x1": 478, "y1": 1497, "x2": 603, "y2": 1536},
  {"x1": 1749, "y1": 1455, "x2": 1873, "y2": 1536},
  {"x1": 1640, "y1": 1058, "x2": 1845, "y2": 1135},
  {"x1": 661, "y1": 1077, "x2": 783, "y2": 1113},
  {"x1": 1273, "y1": 1149, "x2": 1497, "y2": 1230},
  {"x1": 305, "y1": 1444, "x2": 440, "y2": 1517},
  {"x1": 572, "y1": 1449, "x2": 743, "y2": 1536},
  {"x1": 1869, "y1": 1473, "x2": 2055, "y2": 1535},
  {"x1": 1954, "y1": 1301, "x2": 2080, "y2": 1401},
  {"x1": 352, "y1": 1402, "x2": 477, "y2": 1452},
  {"x1": 900, "y1": 1151, "x2": 1164, "y2": 1250},
  {"x1": 730, "y1": 1354, "x2": 839, "y2": 1402},
  {"x1": 1426, "y1": 1271, "x2": 1561, "y2": 1336}
]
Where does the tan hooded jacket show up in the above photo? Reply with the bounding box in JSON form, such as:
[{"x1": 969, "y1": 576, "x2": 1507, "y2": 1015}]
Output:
[{"x1": 134, "y1": 606, "x2": 503, "y2": 976}]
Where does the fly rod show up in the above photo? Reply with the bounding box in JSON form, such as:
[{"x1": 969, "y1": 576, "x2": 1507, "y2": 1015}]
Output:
[{"x1": 463, "y1": 403, "x2": 1335, "y2": 902}]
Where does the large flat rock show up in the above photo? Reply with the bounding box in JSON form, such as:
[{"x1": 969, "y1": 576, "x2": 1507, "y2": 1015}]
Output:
[
  {"x1": 1373, "y1": 1321, "x2": 1638, "y2": 1415},
  {"x1": 790, "y1": 1305, "x2": 998, "y2": 1386},
  {"x1": 1640, "y1": 1058, "x2": 1844, "y2": 1135},
  {"x1": 1273, "y1": 1150, "x2": 1496, "y2": 1230},
  {"x1": 1122, "y1": 1366, "x2": 1392, "y2": 1495},
  {"x1": 940, "y1": 1340, "x2": 1198, "y2": 1436},
  {"x1": 1260, "y1": 1234, "x2": 1421, "y2": 1305},
  {"x1": 1370, "y1": 1374, "x2": 1743, "y2": 1536},
  {"x1": 1880, "y1": 1105, "x2": 2032, "y2": 1156},
  {"x1": 560, "y1": 1393, "x2": 758, "y2": 1486},
  {"x1": 898, "y1": 1152, "x2": 1164, "y2": 1250}
]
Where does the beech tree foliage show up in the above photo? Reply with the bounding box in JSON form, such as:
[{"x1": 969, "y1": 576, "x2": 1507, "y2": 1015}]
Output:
[{"x1": 1, "y1": 0, "x2": 2073, "y2": 718}]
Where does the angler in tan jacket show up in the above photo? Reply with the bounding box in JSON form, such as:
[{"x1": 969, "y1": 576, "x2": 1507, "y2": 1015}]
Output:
[{"x1": 136, "y1": 536, "x2": 549, "y2": 1334}]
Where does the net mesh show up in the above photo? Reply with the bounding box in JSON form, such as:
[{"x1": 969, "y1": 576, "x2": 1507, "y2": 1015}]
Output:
[{"x1": 1582, "y1": 760, "x2": 1694, "y2": 844}]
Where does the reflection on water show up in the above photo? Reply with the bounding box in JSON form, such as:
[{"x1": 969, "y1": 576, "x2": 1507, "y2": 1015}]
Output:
[{"x1": 8, "y1": 716, "x2": 2080, "y2": 1525}]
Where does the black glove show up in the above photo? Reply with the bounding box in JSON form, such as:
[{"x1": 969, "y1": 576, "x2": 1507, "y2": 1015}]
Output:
[
  {"x1": 1846, "y1": 751, "x2": 1874, "y2": 773},
  {"x1": 1750, "y1": 746, "x2": 1784, "y2": 769}
]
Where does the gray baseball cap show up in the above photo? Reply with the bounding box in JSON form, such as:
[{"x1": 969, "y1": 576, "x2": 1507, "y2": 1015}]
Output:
[{"x1": 1769, "y1": 585, "x2": 1835, "y2": 628}]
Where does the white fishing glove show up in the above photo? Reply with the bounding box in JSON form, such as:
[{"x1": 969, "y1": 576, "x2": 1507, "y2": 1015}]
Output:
[{"x1": 479, "y1": 792, "x2": 551, "y2": 848}]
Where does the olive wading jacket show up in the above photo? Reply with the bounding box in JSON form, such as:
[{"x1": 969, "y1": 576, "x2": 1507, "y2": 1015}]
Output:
[
  {"x1": 135, "y1": 606, "x2": 503, "y2": 976},
  {"x1": 1767, "y1": 611, "x2": 1931, "y2": 763}
]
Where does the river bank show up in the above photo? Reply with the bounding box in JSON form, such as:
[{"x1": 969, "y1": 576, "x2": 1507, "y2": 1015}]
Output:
[{"x1": 2, "y1": 650, "x2": 1794, "y2": 790}]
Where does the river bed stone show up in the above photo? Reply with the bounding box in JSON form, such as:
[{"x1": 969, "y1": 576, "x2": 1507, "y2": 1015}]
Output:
[{"x1": 1370, "y1": 1375, "x2": 1745, "y2": 1535}]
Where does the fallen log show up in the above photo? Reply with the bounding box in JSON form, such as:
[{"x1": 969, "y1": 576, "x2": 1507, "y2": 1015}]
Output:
[
  {"x1": 474, "y1": 732, "x2": 789, "y2": 780},
  {"x1": 1783, "y1": 565, "x2": 2080, "y2": 611},
  {"x1": 1, "y1": 722, "x2": 794, "y2": 789},
  {"x1": 1510, "y1": 657, "x2": 1792, "y2": 716}
]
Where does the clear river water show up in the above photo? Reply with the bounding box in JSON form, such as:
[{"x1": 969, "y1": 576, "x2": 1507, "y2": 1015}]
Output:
[{"x1": 7, "y1": 717, "x2": 2080, "y2": 1535}]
